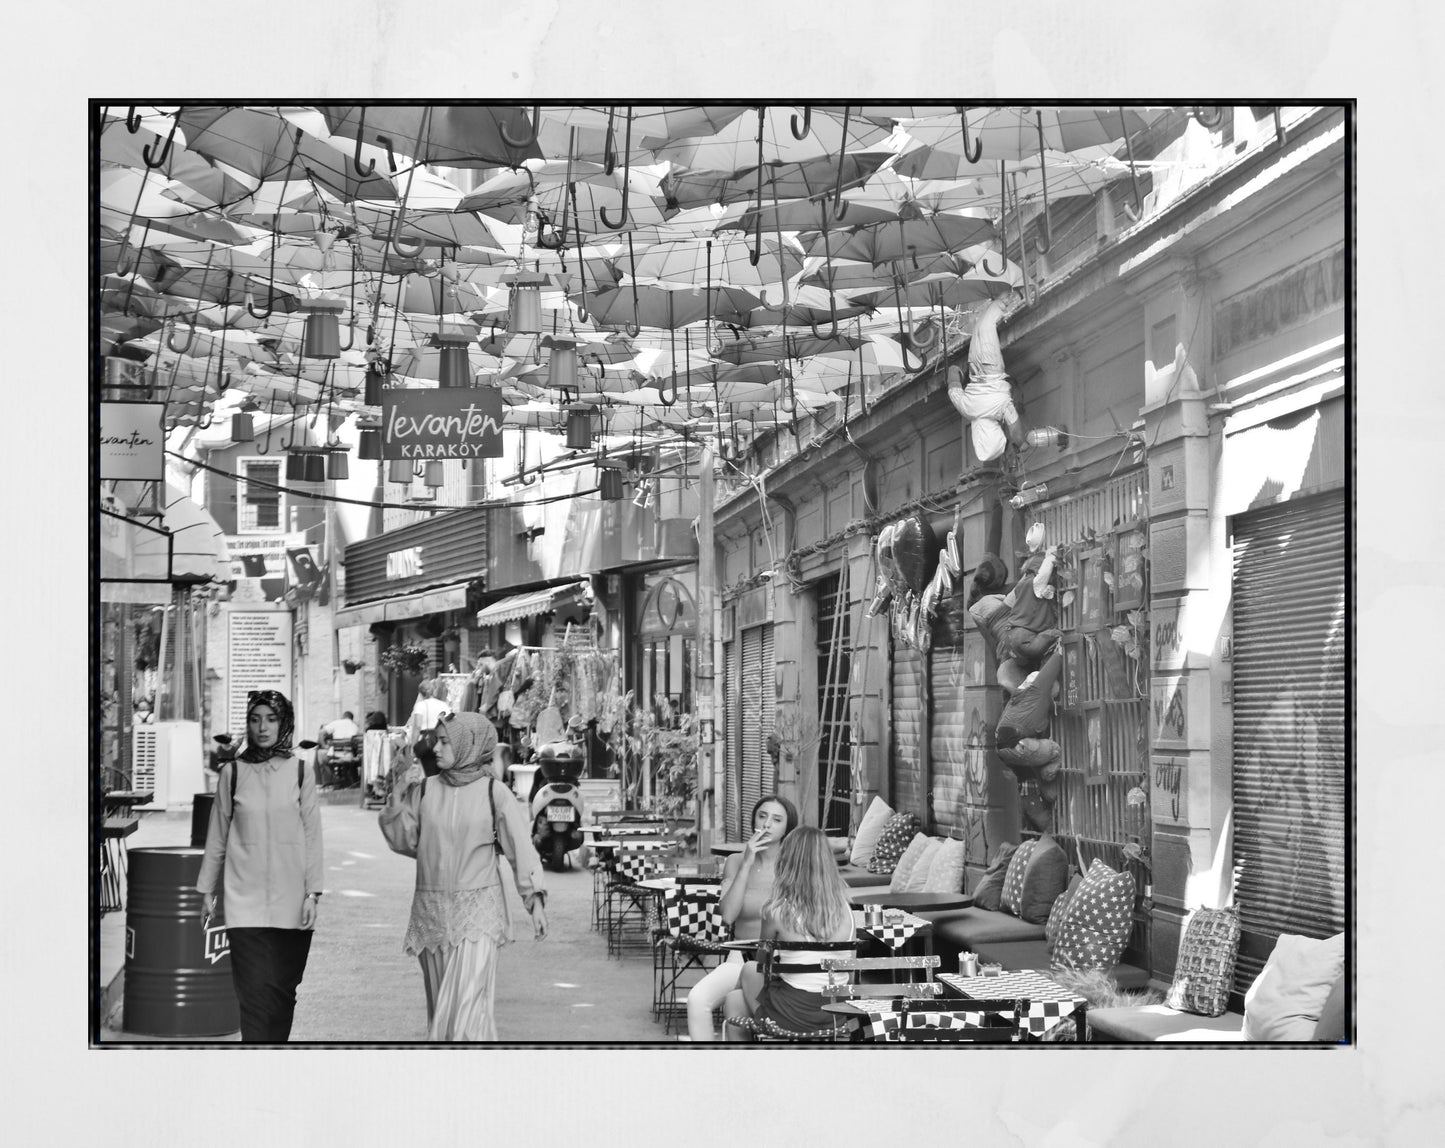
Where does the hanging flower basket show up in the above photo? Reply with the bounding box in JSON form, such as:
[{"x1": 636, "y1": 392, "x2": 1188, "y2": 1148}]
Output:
[{"x1": 380, "y1": 644, "x2": 431, "y2": 677}]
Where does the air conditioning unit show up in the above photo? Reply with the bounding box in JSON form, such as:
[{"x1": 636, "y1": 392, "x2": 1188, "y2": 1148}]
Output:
[{"x1": 131, "y1": 721, "x2": 205, "y2": 809}]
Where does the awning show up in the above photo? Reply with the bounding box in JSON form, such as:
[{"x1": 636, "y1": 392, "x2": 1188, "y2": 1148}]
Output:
[
  {"x1": 333, "y1": 582, "x2": 471, "y2": 628},
  {"x1": 101, "y1": 483, "x2": 231, "y2": 603},
  {"x1": 475, "y1": 581, "x2": 589, "y2": 626}
]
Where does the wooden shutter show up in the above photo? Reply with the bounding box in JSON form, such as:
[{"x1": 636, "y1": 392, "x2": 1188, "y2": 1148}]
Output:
[
  {"x1": 1230, "y1": 491, "x2": 1347, "y2": 993},
  {"x1": 890, "y1": 644, "x2": 925, "y2": 818},
  {"x1": 815, "y1": 573, "x2": 852, "y2": 834}
]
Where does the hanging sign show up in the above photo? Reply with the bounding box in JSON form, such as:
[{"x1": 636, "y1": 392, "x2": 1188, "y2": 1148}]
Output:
[
  {"x1": 100, "y1": 402, "x2": 166, "y2": 480},
  {"x1": 381, "y1": 387, "x2": 504, "y2": 459},
  {"x1": 226, "y1": 609, "x2": 293, "y2": 730}
]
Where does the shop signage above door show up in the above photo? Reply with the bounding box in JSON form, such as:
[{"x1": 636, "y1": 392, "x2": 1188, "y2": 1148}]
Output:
[
  {"x1": 1212, "y1": 245, "x2": 1345, "y2": 360},
  {"x1": 386, "y1": 546, "x2": 425, "y2": 580},
  {"x1": 100, "y1": 402, "x2": 166, "y2": 480},
  {"x1": 381, "y1": 387, "x2": 504, "y2": 459}
]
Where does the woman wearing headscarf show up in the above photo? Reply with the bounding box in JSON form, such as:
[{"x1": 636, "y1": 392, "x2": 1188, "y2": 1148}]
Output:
[
  {"x1": 197, "y1": 690, "x2": 324, "y2": 1043},
  {"x1": 380, "y1": 711, "x2": 548, "y2": 1041}
]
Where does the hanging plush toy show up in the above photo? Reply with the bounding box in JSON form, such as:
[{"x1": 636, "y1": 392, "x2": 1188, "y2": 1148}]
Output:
[
  {"x1": 947, "y1": 293, "x2": 1026, "y2": 463},
  {"x1": 1000, "y1": 523, "x2": 1062, "y2": 670}
]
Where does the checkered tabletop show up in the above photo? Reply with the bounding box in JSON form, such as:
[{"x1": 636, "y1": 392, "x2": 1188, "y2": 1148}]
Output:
[
  {"x1": 851, "y1": 908, "x2": 929, "y2": 951},
  {"x1": 615, "y1": 839, "x2": 673, "y2": 882},
  {"x1": 847, "y1": 1000, "x2": 1017, "y2": 1042},
  {"x1": 937, "y1": 969, "x2": 1089, "y2": 1039}
]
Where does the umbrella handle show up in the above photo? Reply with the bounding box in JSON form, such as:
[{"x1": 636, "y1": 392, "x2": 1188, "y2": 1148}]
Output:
[
  {"x1": 165, "y1": 317, "x2": 195, "y2": 355},
  {"x1": 352, "y1": 109, "x2": 377, "y2": 176},
  {"x1": 810, "y1": 224, "x2": 839, "y2": 338},
  {"x1": 790, "y1": 106, "x2": 811, "y2": 140},
  {"x1": 956, "y1": 105, "x2": 984, "y2": 163},
  {"x1": 624, "y1": 322, "x2": 641, "y2": 339},
  {"x1": 499, "y1": 105, "x2": 540, "y2": 149},
  {"x1": 1032, "y1": 112, "x2": 1052, "y2": 255},
  {"x1": 829, "y1": 106, "x2": 852, "y2": 214},
  {"x1": 749, "y1": 107, "x2": 766, "y2": 266},
  {"x1": 598, "y1": 109, "x2": 633, "y2": 229},
  {"x1": 142, "y1": 109, "x2": 181, "y2": 169},
  {"x1": 981, "y1": 159, "x2": 1008, "y2": 276},
  {"x1": 124, "y1": 106, "x2": 144, "y2": 134}
]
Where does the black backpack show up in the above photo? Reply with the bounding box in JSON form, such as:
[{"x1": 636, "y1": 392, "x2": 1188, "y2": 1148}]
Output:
[{"x1": 230, "y1": 757, "x2": 306, "y2": 808}]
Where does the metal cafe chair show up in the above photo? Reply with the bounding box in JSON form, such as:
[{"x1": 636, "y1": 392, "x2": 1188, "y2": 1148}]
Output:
[
  {"x1": 655, "y1": 877, "x2": 730, "y2": 1032},
  {"x1": 605, "y1": 840, "x2": 681, "y2": 959},
  {"x1": 723, "y1": 939, "x2": 861, "y2": 1043}
]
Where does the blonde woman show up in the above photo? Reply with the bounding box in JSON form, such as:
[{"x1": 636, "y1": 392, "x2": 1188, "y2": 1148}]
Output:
[{"x1": 724, "y1": 826, "x2": 855, "y2": 1040}]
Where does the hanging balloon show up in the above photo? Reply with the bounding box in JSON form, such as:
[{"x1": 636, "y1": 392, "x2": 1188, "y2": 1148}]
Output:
[{"x1": 891, "y1": 514, "x2": 938, "y2": 596}]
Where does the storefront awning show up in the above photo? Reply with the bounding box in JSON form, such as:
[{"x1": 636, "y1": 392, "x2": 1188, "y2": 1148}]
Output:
[
  {"x1": 475, "y1": 581, "x2": 588, "y2": 626},
  {"x1": 332, "y1": 582, "x2": 471, "y2": 628}
]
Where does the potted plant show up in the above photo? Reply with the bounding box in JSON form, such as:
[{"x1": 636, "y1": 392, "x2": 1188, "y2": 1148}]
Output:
[{"x1": 380, "y1": 643, "x2": 431, "y2": 677}]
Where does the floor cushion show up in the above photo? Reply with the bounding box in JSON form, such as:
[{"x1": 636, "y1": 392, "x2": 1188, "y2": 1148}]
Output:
[
  {"x1": 1165, "y1": 906, "x2": 1242, "y2": 1017},
  {"x1": 850, "y1": 796, "x2": 894, "y2": 868},
  {"x1": 1242, "y1": 932, "x2": 1346, "y2": 1041},
  {"x1": 1088, "y1": 1005, "x2": 1245, "y2": 1042},
  {"x1": 1051, "y1": 858, "x2": 1135, "y2": 969},
  {"x1": 971, "y1": 842, "x2": 1019, "y2": 912},
  {"x1": 928, "y1": 908, "x2": 1048, "y2": 951},
  {"x1": 867, "y1": 811, "x2": 924, "y2": 874}
]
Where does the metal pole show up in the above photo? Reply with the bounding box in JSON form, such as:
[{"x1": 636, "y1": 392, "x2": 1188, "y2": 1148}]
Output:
[{"x1": 695, "y1": 444, "x2": 717, "y2": 855}]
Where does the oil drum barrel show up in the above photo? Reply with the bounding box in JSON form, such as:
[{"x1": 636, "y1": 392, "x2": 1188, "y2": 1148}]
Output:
[{"x1": 123, "y1": 846, "x2": 239, "y2": 1037}]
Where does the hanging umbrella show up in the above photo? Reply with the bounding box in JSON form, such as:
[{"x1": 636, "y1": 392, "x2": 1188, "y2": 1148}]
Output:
[
  {"x1": 352, "y1": 202, "x2": 505, "y2": 252},
  {"x1": 630, "y1": 234, "x2": 803, "y2": 288},
  {"x1": 725, "y1": 284, "x2": 875, "y2": 331},
  {"x1": 317, "y1": 104, "x2": 543, "y2": 169},
  {"x1": 659, "y1": 151, "x2": 895, "y2": 210},
  {"x1": 902, "y1": 106, "x2": 1166, "y2": 161},
  {"x1": 804, "y1": 213, "x2": 993, "y2": 267},
  {"x1": 851, "y1": 262, "x2": 1024, "y2": 312},
  {"x1": 721, "y1": 196, "x2": 901, "y2": 235},
  {"x1": 537, "y1": 106, "x2": 752, "y2": 165},
  {"x1": 651, "y1": 106, "x2": 892, "y2": 170},
  {"x1": 576, "y1": 283, "x2": 761, "y2": 332},
  {"x1": 801, "y1": 251, "x2": 972, "y2": 293},
  {"x1": 530, "y1": 178, "x2": 676, "y2": 237},
  {"x1": 710, "y1": 330, "x2": 863, "y2": 365},
  {"x1": 172, "y1": 106, "x2": 401, "y2": 202}
]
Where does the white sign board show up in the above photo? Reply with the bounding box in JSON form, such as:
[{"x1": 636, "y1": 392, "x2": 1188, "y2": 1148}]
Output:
[
  {"x1": 100, "y1": 403, "x2": 166, "y2": 480},
  {"x1": 226, "y1": 610, "x2": 293, "y2": 730}
]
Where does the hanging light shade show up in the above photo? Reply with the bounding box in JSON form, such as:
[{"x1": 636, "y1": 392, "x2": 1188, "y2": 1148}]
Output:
[
  {"x1": 1025, "y1": 425, "x2": 1070, "y2": 451},
  {"x1": 326, "y1": 450, "x2": 349, "y2": 480},
  {"x1": 388, "y1": 460, "x2": 414, "y2": 484},
  {"x1": 598, "y1": 468, "x2": 624, "y2": 501},
  {"x1": 285, "y1": 451, "x2": 307, "y2": 481},
  {"x1": 301, "y1": 299, "x2": 344, "y2": 359},
  {"x1": 507, "y1": 271, "x2": 547, "y2": 334},
  {"x1": 230, "y1": 410, "x2": 254, "y2": 442},
  {"x1": 437, "y1": 343, "x2": 471, "y2": 388},
  {"x1": 364, "y1": 362, "x2": 386, "y2": 406},
  {"x1": 565, "y1": 407, "x2": 593, "y2": 451},
  {"x1": 303, "y1": 452, "x2": 327, "y2": 483},
  {"x1": 424, "y1": 461, "x2": 445, "y2": 487},
  {"x1": 543, "y1": 335, "x2": 578, "y2": 391},
  {"x1": 358, "y1": 428, "x2": 381, "y2": 460}
]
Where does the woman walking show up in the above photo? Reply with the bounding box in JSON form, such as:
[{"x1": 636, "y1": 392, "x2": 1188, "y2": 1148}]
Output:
[
  {"x1": 684, "y1": 794, "x2": 798, "y2": 1041},
  {"x1": 197, "y1": 690, "x2": 323, "y2": 1043},
  {"x1": 380, "y1": 711, "x2": 548, "y2": 1041},
  {"x1": 724, "y1": 826, "x2": 855, "y2": 1041}
]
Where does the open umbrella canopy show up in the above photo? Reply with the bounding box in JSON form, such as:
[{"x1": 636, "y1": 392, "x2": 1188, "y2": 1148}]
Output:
[
  {"x1": 722, "y1": 196, "x2": 900, "y2": 235},
  {"x1": 577, "y1": 283, "x2": 762, "y2": 331},
  {"x1": 660, "y1": 150, "x2": 895, "y2": 210},
  {"x1": 805, "y1": 213, "x2": 994, "y2": 266},
  {"x1": 318, "y1": 104, "x2": 544, "y2": 168},
  {"x1": 651, "y1": 105, "x2": 892, "y2": 171},
  {"x1": 902, "y1": 106, "x2": 1165, "y2": 162},
  {"x1": 630, "y1": 234, "x2": 803, "y2": 288}
]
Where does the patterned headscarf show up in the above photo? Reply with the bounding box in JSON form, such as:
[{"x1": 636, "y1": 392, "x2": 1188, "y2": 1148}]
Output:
[
  {"x1": 435, "y1": 711, "x2": 497, "y2": 788},
  {"x1": 239, "y1": 689, "x2": 296, "y2": 762}
]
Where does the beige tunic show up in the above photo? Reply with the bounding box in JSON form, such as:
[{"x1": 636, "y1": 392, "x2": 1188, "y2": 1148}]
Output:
[
  {"x1": 379, "y1": 775, "x2": 546, "y2": 955},
  {"x1": 196, "y1": 755, "x2": 324, "y2": 929}
]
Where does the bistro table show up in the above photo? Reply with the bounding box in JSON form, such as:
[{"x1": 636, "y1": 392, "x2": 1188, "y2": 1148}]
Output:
[
  {"x1": 820, "y1": 997, "x2": 1018, "y2": 1042},
  {"x1": 710, "y1": 841, "x2": 746, "y2": 858},
  {"x1": 938, "y1": 968, "x2": 1090, "y2": 1042},
  {"x1": 849, "y1": 891, "x2": 973, "y2": 912},
  {"x1": 100, "y1": 790, "x2": 152, "y2": 914}
]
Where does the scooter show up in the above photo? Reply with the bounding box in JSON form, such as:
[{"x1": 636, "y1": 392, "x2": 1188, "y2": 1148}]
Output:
[{"x1": 529, "y1": 740, "x2": 586, "y2": 871}]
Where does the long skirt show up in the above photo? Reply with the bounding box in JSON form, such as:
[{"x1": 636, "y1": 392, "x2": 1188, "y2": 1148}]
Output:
[
  {"x1": 227, "y1": 927, "x2": 313, "y2": 1043},
  {"x1": 417, "y1": 935, "x2": 500, "y2": 1041}
]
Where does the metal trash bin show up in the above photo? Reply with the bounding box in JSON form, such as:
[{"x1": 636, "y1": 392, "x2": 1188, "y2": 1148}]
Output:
[
  {"x1": 190, "y1": 794, "x2": 215, "y2": 848},
  {"x1": 123, "y1": 846, "x2": 239, "y2": 1037}
]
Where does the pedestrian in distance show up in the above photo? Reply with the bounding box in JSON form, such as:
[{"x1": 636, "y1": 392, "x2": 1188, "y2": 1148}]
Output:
[
  {"x1": 684, "y1": 794, "x2": 798, "y2": 1041},
  {"x1": 407, "y1": 678, "x2": 451, "y2": 746},
  {"x1": 380, "y1": 711, "x2": 548, "y2": 1041},
  {"x1": 197, "y1": 689, "x2": 324, "y2": 1043},
  {"x1": 724, "y1": 826, "x2": 856, "y2": 1041}
]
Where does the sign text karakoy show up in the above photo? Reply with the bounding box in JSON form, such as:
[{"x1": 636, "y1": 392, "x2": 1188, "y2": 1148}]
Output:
[{"x1": 382, "y1": 387, "x2": 504, "y2": 459}]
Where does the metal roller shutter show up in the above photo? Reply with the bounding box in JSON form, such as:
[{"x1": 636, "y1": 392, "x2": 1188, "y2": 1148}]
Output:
[
  {"x1": 816, "y1": 574, "x2": 852, "y2": 835},
  {"x1": 930, "y1": 647, "x2": 969, "y2": 834},
  {"x1": 724, "y1": 637, "x2": 738, "y2": 838},
  {"x1": 1230, "y1": 492, "x2": 1347, "y2": 994},
  {"x1": 891, "y1": 644, "x2": 925, "y2": 819},
  {"x1": 738, "y1": 625, "x2": 775, "y2": 833}
]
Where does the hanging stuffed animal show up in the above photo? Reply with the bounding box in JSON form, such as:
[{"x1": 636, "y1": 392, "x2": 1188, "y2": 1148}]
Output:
[
  {"x1": 947, "y1": 293, "x2": 1026, "y2": 463},
  {"x1": 1000, "y1": 523, "x2": 1062, "y2": 670}
]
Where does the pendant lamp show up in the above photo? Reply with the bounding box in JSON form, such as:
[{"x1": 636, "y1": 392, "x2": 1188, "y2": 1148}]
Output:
[
  {"x1": 358, "y1": 428, "x2": 381, "y2": 460},
  {"x1": 1025, "y1": 425, "x2": 1070, "y2": 451},
  {"x1": 388, "y1": 460, "x2": 414, "y2": 484},
  {"x1": 301, "y1": 299, "x2": 344, "y2": 359},
  {"x1": 542, "y1": 335, "x2": 578, "y2": 392},
  {"x1": 231, "y1": 398, "x2": 258, "y2": 443},
  {"x1": 565, "y1": 408, "x2": 593, "y2": 451},
  {"x1": 303, "y1": 452, "x2": 327, "y2": 483},
  {"x1": 326, "y1": 450, "x2": 349, "y2": 480},
  {"x1": 432, "y1": 324, "x2": 478, "y2": 388},
  {"x1": 598, "y1": 468, "x2": 624, "y2": 501},
  {"x1": 285, "y1": 451, "x2": 307, "y2": 481},
  {"x1": 507, "y1": 271, "x2": 548, "y2": 334},
  {"x1": 424, "y1": 461, "x2": 445, "y2": 487},
  {"x1": 364, "y1": 362, "x2": 386, "y2": 406}
]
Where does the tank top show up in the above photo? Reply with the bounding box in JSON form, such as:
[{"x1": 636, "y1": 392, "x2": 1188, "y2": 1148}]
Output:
[{"x1": 726, "y1": 861, "x2": 773, "y2": 940}]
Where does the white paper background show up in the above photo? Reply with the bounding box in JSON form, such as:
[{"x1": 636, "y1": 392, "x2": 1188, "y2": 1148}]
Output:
[{"x1": 9, "y1": 4, "x2": 1438, "y2": 1143}]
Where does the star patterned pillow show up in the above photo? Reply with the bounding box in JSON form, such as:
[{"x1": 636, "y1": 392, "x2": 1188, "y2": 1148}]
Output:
[
  {"x1": 867, "y1": 812, "x2": 924, "y2": 874},
  {"x1": 1050, "y1": 858, "x2": 1136, "y2": 971},
  {"x1": 999, "y1": 839, "x2": 1039, "y2": 915}
]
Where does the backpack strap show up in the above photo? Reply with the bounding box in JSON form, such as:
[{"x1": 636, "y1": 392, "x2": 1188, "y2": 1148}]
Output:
[{"x1": 228, "y1": 757, "x2": 306, "y2": 811}]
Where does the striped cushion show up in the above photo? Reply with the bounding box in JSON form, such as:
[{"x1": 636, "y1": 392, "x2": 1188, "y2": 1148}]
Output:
[{"x1": 1166, "y1": 907, "x2": 1242, "y2": 1017}]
